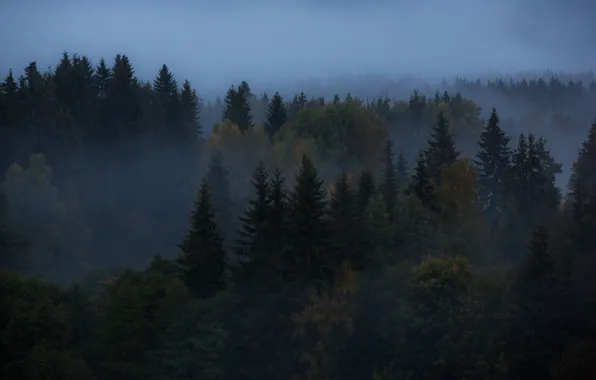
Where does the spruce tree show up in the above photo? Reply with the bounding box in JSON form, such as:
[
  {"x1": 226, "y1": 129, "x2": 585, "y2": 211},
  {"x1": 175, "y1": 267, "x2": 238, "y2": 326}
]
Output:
[
  {"x1": 268, "y1": 168, "x2": 289, "y2": 272},
  {"x1": 396, "y1": 150, "x2": 409, "y2": 188},
  {"x1": 93, "y1": 58, "x2": 112, "y2": 98},
  {"x1": 177, "y1": 180, "x2": 226, "y2": 299},
  {"x1": 328, "y1": 172, "x2": 367, "y2": 270},
  {"x1": 237, "y1": 162, "x2": 272, "y2": 275},
  {"x1": 425, "y1": 111, "x2": 460, "y2": 183},
  {"x1": 286, "y1": 155, "x2": 329, "y2": 280},
  {"x1": 380, "y1": 139, "x2": 398, "y2": 218},
  {"x1": 264, "y1": 92, "x2": 287, "y2": 141},
  {"x1": 356, "y1": 169, "x2": 376, "y2": 213},
  {"x1": 568, "y1": 121, "x2": 596, "y2": 248},
  {"x1": 409, "y1": 151, "x2": 437, "y2": 212},
  {"x1": 222, "y1": 84, "x2": 253, "y2": 133},
  {"x1": 474, "y1": 108, "x2": 512, "y2": 218},
  {"x1": 205, "y1": 152, "x2": 232, "y2": 236},
  {"x1": 179, "y1": 79, "x2": 202, "y2": 141}
]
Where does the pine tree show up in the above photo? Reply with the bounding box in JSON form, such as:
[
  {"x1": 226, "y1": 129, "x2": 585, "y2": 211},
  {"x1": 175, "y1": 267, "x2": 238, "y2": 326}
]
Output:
[
  {"x1": 264, "y1": 92, "x2": 287, "y2": 141},
  {"x1": 286, "y1": 155, "x2": 329, "y2": 280},
  {"x1": 177, "y1": 180, "x2": 226, "y2": 299},
  {"x1": 179, "y1": 79, "x2": 202, "y2": 141},
  {"x1": 237, "y1": 162, "x2": 272, "y2": 275},
  {"x1": 356, "y1": 169, "x2": 376, "y2": 213},
  {"x1": 425, "y1": 112, "x2": 460, "y2": 183},
  {"x1": 568, "y1": 121, "x2": 596, "y2": 248},
  {"x1": 329, "y1": 172, "x2": 367, "y2": 270},
  {"x1": 222, "y1": 84, "x2": 253, "y2": 133},
  {"x1": 93, "y1": 58, "x2": 112, "y2": 98},
  {"x1": 409, "y1": 151, "x2": 437, "y2": 212},
  {"x1": 205, "y1": 151, "x2": 232, "y2": 236},
  {"x1": 153, "y1": 64, "x2": 179, "y2": 129},
  {"x1": 268, "y1": 168, "x2": 289, "y2": 272},
  {"x1": 380, "y1": 139, "x2": 398, "y2": 218},
  {"x1": 396, "y1": 150, "x2": 409, "y2": 188},
  {"x1": 475, "y1": 108, "x2": 512, "y2": 215}
]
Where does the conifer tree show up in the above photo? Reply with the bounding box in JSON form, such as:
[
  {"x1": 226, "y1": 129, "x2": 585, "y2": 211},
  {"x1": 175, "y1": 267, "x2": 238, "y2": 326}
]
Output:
[
  {"x1": 153, "y1": 64, "x2": 179, "y2": 128},
  {"x1": 177, "y1": 180, "x2": 226, "y2": 299},
  {"x1": 409, "y1": 151, "x2": 437, "y2": 212},
  {"x1": 286, "y1": 155, "x2": 329, "y2": 280},
  {"x1": 205, "y1": 151, "x2": 232, "y2": 235},
  {"x1": 475, "y1": 108, "x2": 512, "y2": 214},
  {"x1": 264, "y1": 92, "x2": 287, "y2": 141},
  {"x1": 425, "y1": 112, "x2": 460, "y2": 183},
  {"x1": 329, "y1": 172, "x2": 367, "y2": 270},
  {"x1": 268, "y1": 168, "x2": 289, "y2": 272},
  {"x1": 380, "y1": 139, "x2": 398, "y2": 218},
  {"x1": 568, "y1": 121, "x2": 596, "y2": 247},
  {"x1": 237, "y1": 162, "x2": 272, "y2": 275},
  {"x1": 356, "y1": 169, "x2": 376, "y2": 213},
  {"x1": 179, "y1": 79, "x2": 202, "y2": 141},
  {"x1": 396, "y1": 150, "x2": 409, "y2": 188},
  {"x1": 222, "y1": 84, "x2": 253, "y2": 133},
  {"x1": 93, "y1": 58, "x2": 112, "y2": 98}
]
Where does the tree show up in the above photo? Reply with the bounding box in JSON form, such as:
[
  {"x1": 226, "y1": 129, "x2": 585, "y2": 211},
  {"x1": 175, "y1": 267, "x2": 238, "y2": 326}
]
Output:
[
  {"x1": 264, "y1": 92, "x2": 287, "y2": 141},
  {"x1": 153, "y1": 64, "x2": 179, "y2": 128},
  {"x1": 356, "y1": 169, "x2": 376, "y2": 214},
  {"x1": 286, "y1": 155, "x2": 329, "y2": 280},
  {"x1": 205, "y1": 151, "x2": 232, "y2": 236},
  {"x1": 222, "y1": 84, "x2": 253, "y2": 133},
  {"x1": 267, "y1": 168, "x2": 289, "y2": 273},
  {"x1": 425, "y1": 111, "x2": 460, "y2": 183},
  {"x1": 328, "y1": 172, "x2": 367, "y2": 270},
  {"x1": 179, "y1": 79, "x2": 202, "y2": 141},
  {"x1": 177, "y1": 180, "x2": 226, "y2": 298},
  {"x1": 474, "y1": 108, "x2": 512, "y2": 217},
  {"x1": 237, "y1": 162, "x2": 272, "y2": 276},
  {"x1": 396, "y1": 150, "x2": 409, "y2": 189},
  {"x1": 409, "y1": 151, "x2": 438, "y2": 212},
  {"x1": 380, "y1": 139, "x2": 398, "y2": 218}
]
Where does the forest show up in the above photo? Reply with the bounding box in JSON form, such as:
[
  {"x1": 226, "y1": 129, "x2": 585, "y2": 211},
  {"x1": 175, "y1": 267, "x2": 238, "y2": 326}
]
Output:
[{"x1": 1, "y1": 52, "x2": 596, "y2": 380}]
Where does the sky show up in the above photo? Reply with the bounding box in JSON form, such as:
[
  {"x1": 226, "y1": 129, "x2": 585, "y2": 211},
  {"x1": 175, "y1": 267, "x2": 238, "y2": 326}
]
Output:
[{"x1": 1, "y1": 0, "x2": 595, "y2": 95}]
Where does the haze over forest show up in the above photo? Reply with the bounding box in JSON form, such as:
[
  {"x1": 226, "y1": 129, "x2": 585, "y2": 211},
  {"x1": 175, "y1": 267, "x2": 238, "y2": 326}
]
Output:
[{"x1": 1, "y1": 1, "x2": 596, "y2": 380}]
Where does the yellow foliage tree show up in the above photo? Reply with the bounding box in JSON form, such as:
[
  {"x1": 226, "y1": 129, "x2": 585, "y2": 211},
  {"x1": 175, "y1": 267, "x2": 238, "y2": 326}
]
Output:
[{"x1": 292, "y1": 262, "x2": 359, "y2": 380}]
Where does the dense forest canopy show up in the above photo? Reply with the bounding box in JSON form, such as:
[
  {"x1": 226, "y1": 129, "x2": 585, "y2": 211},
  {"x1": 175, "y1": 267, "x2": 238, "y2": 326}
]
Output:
[{"x1": 1, "y1": 52, "x2": 596, "y2": 380}]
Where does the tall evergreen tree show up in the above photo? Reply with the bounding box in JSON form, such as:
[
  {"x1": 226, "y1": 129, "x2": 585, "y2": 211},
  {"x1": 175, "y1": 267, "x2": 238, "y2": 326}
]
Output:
[
  {"x1": 409, "y1": 151, "x2": 437, "y2": 212},
  {"x1": 425, "y1": 112, "x2": 460, "y2": 183},
  {"x1": 328, "y1": 172, "x2": 367, "y2": 270},
  {"x1": 153, "y1": 64, "x2": 179, "y2": 129},
  {"x1": 177, "y1": 180, "x2": 226, "y2": 299},
  {"x1": 568, "y1": 121, "x2": 596, "y2": 248},
  {"x1": 380, "y1": 139, "x2": 398, "y2": 218},
  {"x1": 267, "y1": 168, "x2": 289, "y2": 272},
  {"x1": 179, "y1": 79, "x2": 202, "y2": 141},
  {"x1": 222, "y1": 84, "x2": 253, "y2": 133},
  {"x1": 286, "y1": 155, "x2": 329, "y2": 280},
  {"x1": 396, "y1": 150, "x2": 409, "y2": 188},
  {"x1": 264, "y1": 92, "x2": 287, "y2": 141},
  {"x1": 237, "y1": 162, "x2": 272, "y2": 276},
  {"x1": 92, "y1": 58, "x2": 112, "y2": 99},
  {"x1": 205, "y1": 152, "x2": 232, "y2": 238},
  {"x1": 356, "y1": 169, "x2": 376, "y2": 213},
  {"x1": 475, "y1": 108, "x2": 512, "y2": 215}
]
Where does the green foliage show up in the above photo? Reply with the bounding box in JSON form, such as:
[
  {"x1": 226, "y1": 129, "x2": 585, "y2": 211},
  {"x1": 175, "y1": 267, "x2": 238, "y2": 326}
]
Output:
[
  {"x1": 425, "y1": 111, "x2": 460, "y2": 183},
  {"x1": 264, "y1": 92, "x2": 288, "y2": 141},
  {"x1": 177, "y1": 180, "x2": 226, "y2": 299},
  {"x1": 286, "y1": 155, "x2": 329, "y2": 280}
]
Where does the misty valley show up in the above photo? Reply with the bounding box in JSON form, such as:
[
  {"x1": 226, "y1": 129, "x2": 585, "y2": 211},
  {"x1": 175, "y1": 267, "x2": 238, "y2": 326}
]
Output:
[{"x1": 1, "y1": 52, "x2": 596, "y2": 380}]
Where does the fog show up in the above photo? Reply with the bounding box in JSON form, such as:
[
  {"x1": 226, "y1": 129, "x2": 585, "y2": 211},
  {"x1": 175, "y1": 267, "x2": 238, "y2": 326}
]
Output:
[{"x1": 2, "y1": 0, "x2": 595, "y2": 96}]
